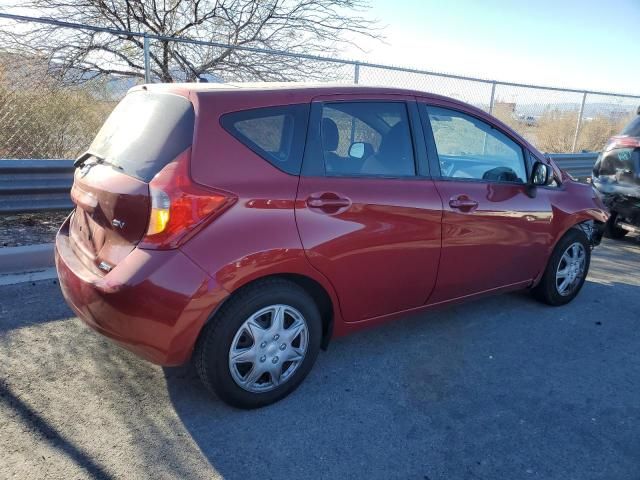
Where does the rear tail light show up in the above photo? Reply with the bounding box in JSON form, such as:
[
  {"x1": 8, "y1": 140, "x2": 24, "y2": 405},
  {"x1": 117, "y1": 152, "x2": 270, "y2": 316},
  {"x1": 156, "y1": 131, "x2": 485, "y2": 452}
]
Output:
[
  {"x1": 140, "y1": 150, "x2": 236, "y2": 250},
  {"x1": 604, "y1": 136, "x2": 640, "y2": 151},
  {"x1": 147, "y1": 189, "x2": 171, "y2": 235}
]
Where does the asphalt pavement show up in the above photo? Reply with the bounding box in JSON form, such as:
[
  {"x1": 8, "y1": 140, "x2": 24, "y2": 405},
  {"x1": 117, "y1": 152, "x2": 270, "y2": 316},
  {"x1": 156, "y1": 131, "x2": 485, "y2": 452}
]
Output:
[{"x1": 1, "y1": 238, "x2": 639, "y2": 479}]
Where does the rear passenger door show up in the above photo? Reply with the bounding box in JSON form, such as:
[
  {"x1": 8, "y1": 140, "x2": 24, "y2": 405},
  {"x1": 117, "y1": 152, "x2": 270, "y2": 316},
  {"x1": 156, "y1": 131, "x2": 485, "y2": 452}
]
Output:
[
  {"x1": 419, "y1": 102, "x2": 554, "y2": 303},
  {"x1": 295, "y1": 95, "x2": 443, "y2": 323}
]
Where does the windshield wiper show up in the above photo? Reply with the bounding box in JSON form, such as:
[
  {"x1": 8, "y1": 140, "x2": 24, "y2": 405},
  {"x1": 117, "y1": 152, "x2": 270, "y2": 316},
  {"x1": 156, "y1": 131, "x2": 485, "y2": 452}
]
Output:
[
  {"x1": 73, "y1": 152, "x2": 99, "y2": 168},
  {"x1": 74, "y1": 152, "x2": 122, "y2": 171}
]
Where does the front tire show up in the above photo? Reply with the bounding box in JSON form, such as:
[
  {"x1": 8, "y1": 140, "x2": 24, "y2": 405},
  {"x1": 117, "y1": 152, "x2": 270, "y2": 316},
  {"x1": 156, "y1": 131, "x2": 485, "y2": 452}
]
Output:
[
  {"x1": 533, "y1": 228, "x2": 591, "y2": 306},
  {"x1": 194, "y1": 278, "x2": 322, "y2": 409}
]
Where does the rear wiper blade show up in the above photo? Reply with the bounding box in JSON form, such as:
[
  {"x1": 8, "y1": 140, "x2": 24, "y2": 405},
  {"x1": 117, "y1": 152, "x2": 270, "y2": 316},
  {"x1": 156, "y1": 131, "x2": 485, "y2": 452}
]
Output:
[
  {"x1": 74, "y1": 152, "x2": 122, "y2": 171},
  {"x1": 74, "y1": 152, "x2": 104, "y2": 168}
]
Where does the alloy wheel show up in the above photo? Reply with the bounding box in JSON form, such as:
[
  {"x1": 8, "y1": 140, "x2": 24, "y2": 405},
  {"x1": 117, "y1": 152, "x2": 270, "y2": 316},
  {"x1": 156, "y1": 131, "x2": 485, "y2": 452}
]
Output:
[{"x1": 555, "y1": 242, "x2": 587, "y2": 296}]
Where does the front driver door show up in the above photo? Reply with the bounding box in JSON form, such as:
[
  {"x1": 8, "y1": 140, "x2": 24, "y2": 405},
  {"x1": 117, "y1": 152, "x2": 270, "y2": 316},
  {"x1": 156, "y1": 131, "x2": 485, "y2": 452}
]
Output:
[
  {"x1": 295, "y1": 96, "x2": 443, "y2": 323},
  {"x1": 419, "y1": 103, "x2": 554, "y2": 303}
]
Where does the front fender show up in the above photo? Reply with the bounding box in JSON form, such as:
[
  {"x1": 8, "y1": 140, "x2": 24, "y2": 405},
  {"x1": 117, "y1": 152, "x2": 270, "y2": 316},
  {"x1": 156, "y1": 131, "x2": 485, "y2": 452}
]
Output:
[{"x1": 530, "y1": 181, "x2": 607, "y2": 286}]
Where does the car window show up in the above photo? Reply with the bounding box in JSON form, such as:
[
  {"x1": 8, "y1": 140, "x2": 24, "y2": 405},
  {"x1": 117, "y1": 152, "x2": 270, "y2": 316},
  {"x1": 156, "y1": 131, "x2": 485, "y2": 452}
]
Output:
[
  {"x1": 427, "y1": 106, "x2": 526, "y2": 183},
  {"x1": 594, "y1": 148, "x2": 638, "y2": 182},
  {"x1": 320, "y1": 102, "x2": 416, "y2": 177},
  {"x1": 88, "y1": 91, "x2": 194, "y2": 182},
  {"x1": 620, "y1": 116, "x2": 640, "y2": 137},
  {"x1": 322, "y1": 107, "x2": 382, "y2": 156},
  {"x1": 221, "y1": 104, "x2": 309, "y2": 175}
]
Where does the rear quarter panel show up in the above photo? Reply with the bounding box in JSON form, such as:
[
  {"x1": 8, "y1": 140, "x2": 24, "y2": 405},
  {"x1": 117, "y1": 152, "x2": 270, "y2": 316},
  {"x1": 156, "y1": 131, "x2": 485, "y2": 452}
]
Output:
[{"x1": 179, "y1": 90, "x2": 346, "y2": 333}]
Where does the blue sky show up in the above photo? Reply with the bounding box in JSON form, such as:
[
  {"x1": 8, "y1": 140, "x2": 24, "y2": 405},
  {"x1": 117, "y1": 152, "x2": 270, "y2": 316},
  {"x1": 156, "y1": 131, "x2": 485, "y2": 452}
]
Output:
[
  {"x1": 2, "y1": 0, "x2": 637, "y2": 96},
  {"x1": 345, "y1": 0, "x2": 640, "y2": 95}
]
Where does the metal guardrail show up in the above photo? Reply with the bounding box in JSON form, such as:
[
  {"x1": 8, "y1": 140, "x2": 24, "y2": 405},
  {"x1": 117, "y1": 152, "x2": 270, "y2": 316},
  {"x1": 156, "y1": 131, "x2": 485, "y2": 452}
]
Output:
[
  {"x1": 549, "y1": 152, "x2": 598, "y2": 180},
  {"x1": 0, "y1": 153, "x2": 598, "y2": 214},
  {"x1": 0, "y1": 160, "x2": 75, "y2": 214}
]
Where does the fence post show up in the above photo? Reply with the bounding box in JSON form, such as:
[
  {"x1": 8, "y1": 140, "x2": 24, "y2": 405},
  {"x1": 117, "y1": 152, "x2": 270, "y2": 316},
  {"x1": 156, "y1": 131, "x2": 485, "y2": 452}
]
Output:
[
  {"x1": 143, "y1": 34, "x2": 151, "y2": 83},
  {"x1": 349, "y1": 61, "x2": 360, "y2": 142},
  {"x1": 488, "y1": 81, "x2": 497, "y2": 114},
  {"x1": 572, "y1": 92, "x2": 587, "y2": 153}
]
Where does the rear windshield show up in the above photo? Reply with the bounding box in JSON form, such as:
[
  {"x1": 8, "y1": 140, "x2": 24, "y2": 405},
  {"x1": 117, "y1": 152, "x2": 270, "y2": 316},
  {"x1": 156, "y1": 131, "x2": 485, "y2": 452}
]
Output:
[
  {"x1": 88, "y1": 91, "x2": 194, "y2": 182},
  {"x1": 621, "y1": 116, "x2": 640, "y2": 137}
]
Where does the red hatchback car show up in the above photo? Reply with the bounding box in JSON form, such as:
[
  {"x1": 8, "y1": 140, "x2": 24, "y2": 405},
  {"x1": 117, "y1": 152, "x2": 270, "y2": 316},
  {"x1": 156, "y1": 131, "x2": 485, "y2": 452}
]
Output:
[{"x1": 56, "y1": 83, "x2": 607, "y2": 408}]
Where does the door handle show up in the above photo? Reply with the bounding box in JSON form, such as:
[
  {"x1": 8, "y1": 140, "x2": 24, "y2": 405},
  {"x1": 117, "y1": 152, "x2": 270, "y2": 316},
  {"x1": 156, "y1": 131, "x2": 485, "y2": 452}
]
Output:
[
  {"x1": 306, "y1": 193, "x2": 351, "y2": 212},
  {"x1": 307, "y1": 198, "x2": 351, "y2": 208},
  {"x1": 449, "y1": 196, "x2": 479, "y2": 210}
]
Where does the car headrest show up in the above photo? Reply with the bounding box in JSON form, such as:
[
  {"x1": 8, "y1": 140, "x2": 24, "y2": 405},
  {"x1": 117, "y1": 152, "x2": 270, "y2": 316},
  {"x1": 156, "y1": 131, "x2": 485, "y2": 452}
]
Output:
[
  {"x1": 482, "y1": 166, "x2": 519, "y2": 182},
  {"x1": 379, "y1": 124, "x2": 411, "y2": 160}
]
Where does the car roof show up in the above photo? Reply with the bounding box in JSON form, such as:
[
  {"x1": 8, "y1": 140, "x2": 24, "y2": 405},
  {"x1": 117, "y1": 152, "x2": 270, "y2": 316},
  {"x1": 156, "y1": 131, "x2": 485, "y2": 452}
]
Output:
[{"x1": 135, "y1": 81, "x2": 457, "y2": 103}]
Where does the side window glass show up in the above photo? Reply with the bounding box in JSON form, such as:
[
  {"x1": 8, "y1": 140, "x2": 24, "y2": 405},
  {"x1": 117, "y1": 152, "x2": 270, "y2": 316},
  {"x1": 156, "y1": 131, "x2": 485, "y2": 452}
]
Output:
[
  {"x1": 322, "y1": 107, "x2": 382, "y2": 156},
  {"x1": 235, "y1": 114, "x2": 287, "y2": 154},
  {"x1": 221, "y1": 104, "x2": 309, "y2": 175},
  {"x1": 320, "y1": 102, "x2": 415, "y2": 177},
  {"x1": 427, "y1": 106, "x2": 526, "y2": 183}
]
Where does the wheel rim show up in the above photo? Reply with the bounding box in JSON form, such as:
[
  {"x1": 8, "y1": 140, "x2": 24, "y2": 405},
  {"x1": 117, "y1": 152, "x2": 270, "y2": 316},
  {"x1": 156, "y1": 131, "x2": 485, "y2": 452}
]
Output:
[
  {"x1": 555, "y1": 242, "x2": 587, "y2": 296},
  {"x1": 228, "y1": 304, "x2": 309, "y2": 393}
]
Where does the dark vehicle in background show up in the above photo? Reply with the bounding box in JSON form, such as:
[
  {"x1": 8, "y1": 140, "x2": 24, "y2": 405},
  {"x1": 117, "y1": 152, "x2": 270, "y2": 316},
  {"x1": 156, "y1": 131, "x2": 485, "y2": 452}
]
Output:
[{"x1": 592, "y1": 106, "x2": 640, "y2": 238}]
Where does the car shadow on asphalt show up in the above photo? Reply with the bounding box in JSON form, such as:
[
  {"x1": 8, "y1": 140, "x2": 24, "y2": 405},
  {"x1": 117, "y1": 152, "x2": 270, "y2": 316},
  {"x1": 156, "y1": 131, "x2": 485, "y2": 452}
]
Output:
[
  {"x1": 3, "y1": 238, "x2": 638, "y2": 478},
  {"x1": 162, "y1": 275, "x2": 640, "y2": 479}
]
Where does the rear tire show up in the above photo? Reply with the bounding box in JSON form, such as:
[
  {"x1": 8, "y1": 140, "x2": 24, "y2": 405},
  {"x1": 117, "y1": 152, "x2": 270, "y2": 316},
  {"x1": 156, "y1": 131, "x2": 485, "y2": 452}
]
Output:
[
  {"x1": 604, "y1": 212, "x2": 628, "y2": 239},
  {"x1": 194, "y1": 278, "x2": 322, "y2": 409},
  {"x1": 532, "y1": 228, "x2": 591, "y2": 306}
]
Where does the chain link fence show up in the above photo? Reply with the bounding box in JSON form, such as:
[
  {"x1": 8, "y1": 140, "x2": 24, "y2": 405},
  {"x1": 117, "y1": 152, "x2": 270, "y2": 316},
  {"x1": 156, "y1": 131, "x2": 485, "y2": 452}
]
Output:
[
  {"x1": 0, "y1": 13, "x2": 639, "y2": 160},
  {"x1": 0, "y1": 52, "x2": 137, "y2": 159}
]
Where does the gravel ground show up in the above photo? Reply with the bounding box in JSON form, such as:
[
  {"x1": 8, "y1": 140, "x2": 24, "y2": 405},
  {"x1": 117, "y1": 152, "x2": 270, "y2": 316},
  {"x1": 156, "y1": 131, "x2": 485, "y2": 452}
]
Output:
[
  {"x1": 1, "y1": 238, "x2": 639, "y2": 479},
  {"x1": 0, "y1": 212, "x2": 70, "y2": 247}
]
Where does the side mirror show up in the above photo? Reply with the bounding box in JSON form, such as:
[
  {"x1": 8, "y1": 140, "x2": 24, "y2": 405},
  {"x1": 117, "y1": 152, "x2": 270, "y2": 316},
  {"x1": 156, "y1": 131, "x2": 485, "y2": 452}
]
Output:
[
  {"x1": 348, "y1": 142, "x2": 365, "y2": 159},
  {"x1": 531, "y1": 161, "x2": 551, "y2": 186}
]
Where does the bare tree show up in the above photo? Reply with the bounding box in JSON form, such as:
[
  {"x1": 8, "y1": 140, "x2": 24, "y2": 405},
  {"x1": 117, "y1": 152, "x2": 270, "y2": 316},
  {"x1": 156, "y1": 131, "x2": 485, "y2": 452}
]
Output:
[{"x1": 0, "y1": 0, "x2": 381, "y2": 83}]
